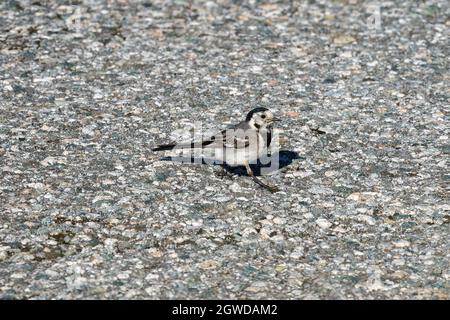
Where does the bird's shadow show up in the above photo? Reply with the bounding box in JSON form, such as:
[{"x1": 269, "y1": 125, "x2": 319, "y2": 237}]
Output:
[{"x1": 159, "y1": 150, "x2": 304, "y2": 176}]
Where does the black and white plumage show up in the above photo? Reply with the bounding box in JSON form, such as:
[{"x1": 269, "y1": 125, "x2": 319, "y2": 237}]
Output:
[{"x1": 152, "y1": 108, "x2": 281, "y2": 192}]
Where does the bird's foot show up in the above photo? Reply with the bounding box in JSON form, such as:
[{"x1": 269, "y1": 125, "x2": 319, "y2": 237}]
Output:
[{"x1": 265, "y1": 185, "x2": 280, "y2": 193}]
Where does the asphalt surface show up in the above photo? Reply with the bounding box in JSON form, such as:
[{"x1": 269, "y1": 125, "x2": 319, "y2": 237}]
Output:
[{"x1": 0, "y1": 0, "x2": 449, "y2": 299}]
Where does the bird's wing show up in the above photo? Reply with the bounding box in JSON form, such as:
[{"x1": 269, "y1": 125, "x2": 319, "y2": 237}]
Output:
[
  {"x1": 153, "y1": 122, "x2": 257, "y2": 151},
  {"x1": 202, "y1": 122, "x2": 254, "y2": 149}
]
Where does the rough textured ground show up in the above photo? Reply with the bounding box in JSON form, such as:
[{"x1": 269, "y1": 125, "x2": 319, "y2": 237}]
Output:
[{"x1": 0, "y1": 0, "x2": 449, "y2": 299}]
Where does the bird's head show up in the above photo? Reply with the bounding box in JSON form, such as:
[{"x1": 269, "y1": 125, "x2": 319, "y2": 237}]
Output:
[{"x1": 246, "y1": 107, "x2": 281, "y2": 130}]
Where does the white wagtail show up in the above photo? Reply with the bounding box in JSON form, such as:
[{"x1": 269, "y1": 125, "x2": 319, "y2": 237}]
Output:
[{"x1": 152, "y1": 107, "x2": 281, "y2": 192}]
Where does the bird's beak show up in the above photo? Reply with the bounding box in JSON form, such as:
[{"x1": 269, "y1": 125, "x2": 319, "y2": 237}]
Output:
[{"x1": 271, "y1": 117, "x2": 282, "y2": 122}]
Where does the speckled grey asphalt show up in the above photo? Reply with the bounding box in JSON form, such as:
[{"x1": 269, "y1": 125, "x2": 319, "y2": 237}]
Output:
[{"x1": 0, "y1": 0, "x2": 449, "y2": 299}]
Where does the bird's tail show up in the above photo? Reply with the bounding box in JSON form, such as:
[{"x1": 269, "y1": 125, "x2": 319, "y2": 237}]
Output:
[{"x1": 152, "y1": 144, "x2": 176, "y2": 151}]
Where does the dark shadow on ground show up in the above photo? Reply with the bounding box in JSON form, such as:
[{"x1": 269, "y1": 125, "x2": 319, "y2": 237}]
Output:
[{"x1": 160, "y1": 150, "x2": 304, "y2": 176}]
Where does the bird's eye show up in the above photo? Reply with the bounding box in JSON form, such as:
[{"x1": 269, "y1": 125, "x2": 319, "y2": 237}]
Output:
[{"x1": 261, "y1": 114, "x2": 266, "y2": 119}]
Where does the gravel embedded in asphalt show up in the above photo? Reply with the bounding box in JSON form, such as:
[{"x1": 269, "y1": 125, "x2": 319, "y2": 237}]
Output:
[{"x1": 0, "y1": 0, "x2": 449, "y2": 299}]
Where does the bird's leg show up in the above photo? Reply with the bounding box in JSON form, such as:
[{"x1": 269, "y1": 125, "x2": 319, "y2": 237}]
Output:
[{"x1": 244, "y1": 161, "x2": 279, "y2": 193}]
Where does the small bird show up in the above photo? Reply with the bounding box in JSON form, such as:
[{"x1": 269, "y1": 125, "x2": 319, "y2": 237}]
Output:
[{"x1": 152, "y1": 107, "x2": 281, "y2": 192}]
